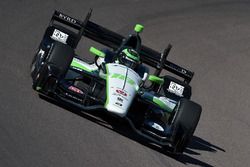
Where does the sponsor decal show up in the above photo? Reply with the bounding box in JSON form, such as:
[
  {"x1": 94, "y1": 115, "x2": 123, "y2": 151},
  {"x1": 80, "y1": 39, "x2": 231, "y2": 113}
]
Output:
[
  {"x1": 116, "y1": 89, "x2": 127, "y2": 97},
  {"x1": 168, "y1": 81, "x2": 184, "y2": 96},
  {"x1": 51, "y1": 29, "x2": 68, "y2": 44},
  {"x1": 38, "y1": 49, "x2": 45, "y2": 56},
  {"x1": 59, "y1": 13, "x2": 77, "y2": 24},
  {"x1": 117, "y1": 97, "x2": 123, "y2": 102},
  {"x1": 151, "y1": 122, "x2": 164, "y2": 132},
  {"x1": 181, "y1": 69, "x2": 187, "y2": 74},
  {"x1": 115, "y1": 102, "x2": 123, "y2": 107},
  {"x1": 65, "y1": 93, "x2": 83, "y2": 102},
  {"x1": 68, "y1": 86, "x2": 83, "y2": 94},
  {"x1": 111, "y1": 92, "x2": 128, "y2": 101}
]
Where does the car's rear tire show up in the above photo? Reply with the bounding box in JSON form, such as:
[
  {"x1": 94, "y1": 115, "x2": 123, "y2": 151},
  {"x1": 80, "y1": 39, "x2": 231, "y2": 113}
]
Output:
[
  {"x1": 31, "y1": 41, "x2": 74, "y2": 92},
  {"x1": 171, "y1": 98, "x2": 202, "y2": 154}
]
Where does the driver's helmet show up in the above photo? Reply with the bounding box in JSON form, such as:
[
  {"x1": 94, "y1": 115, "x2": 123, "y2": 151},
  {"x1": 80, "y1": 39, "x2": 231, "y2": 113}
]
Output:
[{"x1": 119, "y1": 48, "x2": 140, "y2": 69}]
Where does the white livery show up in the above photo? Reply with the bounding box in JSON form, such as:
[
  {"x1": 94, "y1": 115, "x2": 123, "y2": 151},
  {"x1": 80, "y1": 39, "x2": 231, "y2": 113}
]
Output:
[{"x1": 105, "y1": 63, "x2": 142, "y2": 117}]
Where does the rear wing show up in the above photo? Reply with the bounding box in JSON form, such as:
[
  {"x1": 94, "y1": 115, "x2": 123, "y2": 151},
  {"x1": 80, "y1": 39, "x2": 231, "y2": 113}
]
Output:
[{"x1": 49, "y1": 10, "x2": 194, "y2": 83}]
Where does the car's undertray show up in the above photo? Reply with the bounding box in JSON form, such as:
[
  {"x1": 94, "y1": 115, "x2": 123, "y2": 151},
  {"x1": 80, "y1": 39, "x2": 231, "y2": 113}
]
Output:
[{"x1": 39, "y1": 68, "x2": 176, "y2": 149}]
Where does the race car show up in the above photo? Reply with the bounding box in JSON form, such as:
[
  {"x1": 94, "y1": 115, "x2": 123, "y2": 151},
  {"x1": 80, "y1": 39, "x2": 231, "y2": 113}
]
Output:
[{"x1": 30, "y1": 10, "x2": 202, "y2": 154}]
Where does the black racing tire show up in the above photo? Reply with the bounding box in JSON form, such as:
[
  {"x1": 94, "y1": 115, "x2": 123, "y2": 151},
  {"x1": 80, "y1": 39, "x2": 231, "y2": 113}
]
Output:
[
  {"x1": 46, "y1": 42, "x2": 74, "y2": 74},
  {"x1": 171, "y1": 98, "x2": 202, "y2": 154},
  {"x1": 31, "y1": 41, "x2": 74, "y2": 91}
]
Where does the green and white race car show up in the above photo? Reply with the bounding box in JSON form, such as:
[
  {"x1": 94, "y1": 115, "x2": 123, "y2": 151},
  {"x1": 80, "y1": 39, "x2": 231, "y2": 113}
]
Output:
[{"x1": 31, "y1": 10, "x2": 202, "y2": 154}]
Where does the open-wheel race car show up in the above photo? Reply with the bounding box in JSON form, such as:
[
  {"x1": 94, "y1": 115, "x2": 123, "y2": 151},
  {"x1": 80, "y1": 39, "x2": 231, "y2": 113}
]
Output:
[{"x1": 30, "y1": 10, "x2": 202, "y2": 154}]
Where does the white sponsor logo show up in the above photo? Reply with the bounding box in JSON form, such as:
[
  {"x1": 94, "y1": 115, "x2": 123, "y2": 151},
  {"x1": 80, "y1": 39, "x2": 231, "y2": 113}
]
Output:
[
  {"x1": 38, "y1": 49, "x2": 45, "y2": 56},
  {"x1": 51, "y1": 29, "x2": 68, "y2": 44},
  {"x1": 168, "y1": 81, "x2": 184, "y2": 96},
  {"x1": 181, "y1": 69, "x2": 187, "y2": 74},
  {"x1": 59, "y1": 13, "x2": 77, "y2": 24},
  {"x1": 152, "y1": 123, "x2": 164, "y2": 132}
]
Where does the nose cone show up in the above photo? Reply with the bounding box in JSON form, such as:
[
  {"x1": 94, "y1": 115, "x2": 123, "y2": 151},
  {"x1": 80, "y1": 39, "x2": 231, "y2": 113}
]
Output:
[{"x1": 106, "y1": 105, "x2": 127, "y2": 117}]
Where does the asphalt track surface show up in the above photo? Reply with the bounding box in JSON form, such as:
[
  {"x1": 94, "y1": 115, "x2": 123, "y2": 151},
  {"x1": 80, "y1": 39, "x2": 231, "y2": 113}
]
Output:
[{"x1": 1, "y1": 0, "x2": 250, "y2": 166}]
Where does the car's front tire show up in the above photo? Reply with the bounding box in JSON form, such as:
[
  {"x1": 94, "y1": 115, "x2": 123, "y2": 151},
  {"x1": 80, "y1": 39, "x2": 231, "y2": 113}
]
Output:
[
  {"x1": 31, "y1": 41, "x2": 74, "y2": 93},
  {"x1": 171, "y1": 98, "x2": 202, "y2": 154}
]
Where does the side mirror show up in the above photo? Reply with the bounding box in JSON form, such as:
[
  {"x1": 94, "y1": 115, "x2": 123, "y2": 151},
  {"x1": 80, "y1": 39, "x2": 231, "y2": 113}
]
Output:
[
  {"x1": 134, "y1": 24, "x2": 144, "y2": 33},
  {"x1": 89, "y1": 47, "x2": 105, "y2": 58},
  {"x1": 148, "y1": 75, "x2": 164, "y2": 85}
]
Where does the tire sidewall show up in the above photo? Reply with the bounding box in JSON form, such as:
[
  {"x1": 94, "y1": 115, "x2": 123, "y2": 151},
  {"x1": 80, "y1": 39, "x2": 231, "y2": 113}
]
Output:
[{"x1": 171, "y1": 98, "x2": 201, "y2": 153}]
